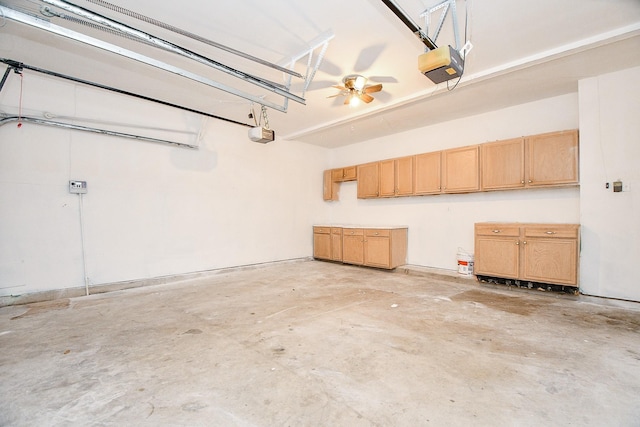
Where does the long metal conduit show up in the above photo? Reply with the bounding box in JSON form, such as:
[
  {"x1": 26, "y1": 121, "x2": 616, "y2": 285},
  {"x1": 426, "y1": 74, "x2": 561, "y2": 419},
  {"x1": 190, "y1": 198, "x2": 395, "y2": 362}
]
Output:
[
  {"x1": 42, "y1": 0, "x2": 305, "y2": 105},
  {"x1": 0, "y1": 116, "x2": 198, "y2": 149}
]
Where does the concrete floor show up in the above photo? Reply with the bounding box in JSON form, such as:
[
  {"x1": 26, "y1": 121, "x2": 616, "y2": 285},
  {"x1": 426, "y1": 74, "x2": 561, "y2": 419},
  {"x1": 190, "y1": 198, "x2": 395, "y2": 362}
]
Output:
[{"x1": 1, "y1": 260, "x2": 640, "y2": 426}]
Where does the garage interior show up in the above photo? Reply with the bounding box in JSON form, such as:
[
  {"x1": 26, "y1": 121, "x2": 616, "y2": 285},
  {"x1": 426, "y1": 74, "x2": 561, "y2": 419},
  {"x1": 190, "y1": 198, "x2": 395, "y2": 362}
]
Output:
[{"x1": 1, "y1": 0, "x2": 640, "y2": 425}]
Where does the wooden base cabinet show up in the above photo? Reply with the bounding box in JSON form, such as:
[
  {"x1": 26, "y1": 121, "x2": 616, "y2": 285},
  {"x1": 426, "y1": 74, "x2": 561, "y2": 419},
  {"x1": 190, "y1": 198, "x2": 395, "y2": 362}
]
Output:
[
  {"x1": 315, "y1": 226, "x2": 408, "y2": 270},
  {"x1": 474, "y1": 223, "x2": 580, "y2": 287},
  {"x1": 344, "y1": 227, "x2": 408, "y2": 269},
  {"x1": 314, "y1": 226, "x2": 344, "y2": 261},
  {"x1": 342, "y1": 228, "x2": 365, "y2": 265},
  {"x1": 313, "y1": 226, "x2": 332, "y2": 260},
  {"x1": 330, "y1": 227, "x2": 343, "y2": 261}
]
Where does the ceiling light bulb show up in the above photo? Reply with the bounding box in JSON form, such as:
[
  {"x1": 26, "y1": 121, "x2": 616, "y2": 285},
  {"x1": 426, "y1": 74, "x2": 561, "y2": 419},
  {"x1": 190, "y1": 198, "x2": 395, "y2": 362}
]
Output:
[{"x1": 349, "y1": 95, "x2": 361, "y2": 107}]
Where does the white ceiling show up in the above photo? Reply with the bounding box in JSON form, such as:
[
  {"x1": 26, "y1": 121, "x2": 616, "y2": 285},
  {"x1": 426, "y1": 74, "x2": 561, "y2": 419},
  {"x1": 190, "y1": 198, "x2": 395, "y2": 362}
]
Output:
[{"x1": 1, "y1": 0, "x2": 639, "y2": 148}]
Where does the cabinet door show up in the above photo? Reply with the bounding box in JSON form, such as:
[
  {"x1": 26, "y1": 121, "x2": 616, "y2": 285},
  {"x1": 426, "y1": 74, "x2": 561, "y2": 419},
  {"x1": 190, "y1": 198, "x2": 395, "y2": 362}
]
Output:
[
  {"x1": 395, "y1": 156, "x2": 414, "y2": 196},
  {"x1": 313, "y1": 231, "x2": 332, "y2": 260},
  {"x1": 342, "y1": 166, "x2": 357, "y2": 181},
  {"x1": 364, "y1": 235, "x2": 391, "y2": 268},
  {"x1": 342, "y1": 231, "x2": 364, "y2": 265},
  {"x1": 481, "y1": 138, "x2": 525, "y2": 190},
  {"x1": 414, "y1": 151, "x2": 441, "y2": 194},
  {"x1": 331, "y1": 228, "x2": 343, "y2": 261},
  {"x1": 357, "y1": 162, "x2": 379, "y2": 198},
  {"x1": 526, "y1": 130, "x2": 579, "y2": 186},
  {"x1": 379, "y1": 159, "x2": 396, "y2": 197},
  {"x1": 474, "y1": 236, "x2": 520, "y2": 279},
  {"x1": 522, "y1": 238, "x2": 578, "y2": 286},
  {"x1": 442, "y1": 145, "x2": 480, "y2": 193},
  {"x1": 331, "y1": 168, "x2": 343, "y2": 182},
  {"x1": 323, "y1": 170, "x2": 337, "y2": 201}
]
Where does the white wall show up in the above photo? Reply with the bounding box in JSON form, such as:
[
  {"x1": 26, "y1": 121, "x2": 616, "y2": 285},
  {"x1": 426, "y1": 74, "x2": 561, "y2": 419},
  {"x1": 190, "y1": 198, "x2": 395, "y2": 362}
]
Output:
[
  {"x1": 327, "y1": 94, "x2": 581, "y2": 271},
  {"x1": 578, "y1": 66, "x2": 640, "y2": 302},
  {"x1": 0, "y1": 74, "x2": 329, "y2": 297},
  {"x1": 4, "y1": 67, "x2": 638, "y2": 303}
]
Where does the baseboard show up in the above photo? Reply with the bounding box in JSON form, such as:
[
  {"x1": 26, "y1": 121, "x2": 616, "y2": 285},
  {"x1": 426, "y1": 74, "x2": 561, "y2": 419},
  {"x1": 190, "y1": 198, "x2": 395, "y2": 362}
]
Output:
[{"x1": 0, "y1": 257, "x2": 312, "y2": 307}]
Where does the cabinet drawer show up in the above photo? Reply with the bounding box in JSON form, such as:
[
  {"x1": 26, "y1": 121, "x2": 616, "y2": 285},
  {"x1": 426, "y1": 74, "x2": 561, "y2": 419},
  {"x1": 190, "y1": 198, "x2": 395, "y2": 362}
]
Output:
[
  {"x1": 343, "y1": 228, "x2": 364, "y2": 236},
  {"x1": 365, "y1": 229, "x2": 390, "y2": 237},
  {"x1": 475, "y1": 225, "x2": 520, "y2": 237},
  {"x1": 313, "y1": 226, "x2": 331, "y2": 234},
  {"x1": 331, "y1": 227, "x2": 343, "y2": 235},
  {"x1": 524, "y1": 226, "x2": 578, "y2": 239}
]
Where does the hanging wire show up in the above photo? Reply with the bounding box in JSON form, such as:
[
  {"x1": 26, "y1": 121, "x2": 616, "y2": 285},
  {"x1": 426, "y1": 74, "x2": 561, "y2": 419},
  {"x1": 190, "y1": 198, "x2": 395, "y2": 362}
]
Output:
[{"x1": 17, "y1": 71, "x2": 24, "y2": 128}]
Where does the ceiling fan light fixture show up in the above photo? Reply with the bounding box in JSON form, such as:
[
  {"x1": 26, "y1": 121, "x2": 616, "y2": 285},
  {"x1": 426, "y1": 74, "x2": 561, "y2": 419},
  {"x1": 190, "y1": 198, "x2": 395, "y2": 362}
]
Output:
[
  {"x1": 330, "y1": 74, "x2": 383, "y2": 106},
  {"x1": 349, "y1": 94, "x2": 362, "y2": 107},
  {"x1": 343, "y1": 74, "x2": 367, "y2": 91}
]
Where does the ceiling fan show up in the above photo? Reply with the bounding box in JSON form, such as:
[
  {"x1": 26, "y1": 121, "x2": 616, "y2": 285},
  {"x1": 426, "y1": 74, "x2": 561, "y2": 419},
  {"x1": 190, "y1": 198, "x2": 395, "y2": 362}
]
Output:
[{"x1": 328, "y1": 74, "x2": 383, "y2": 106}]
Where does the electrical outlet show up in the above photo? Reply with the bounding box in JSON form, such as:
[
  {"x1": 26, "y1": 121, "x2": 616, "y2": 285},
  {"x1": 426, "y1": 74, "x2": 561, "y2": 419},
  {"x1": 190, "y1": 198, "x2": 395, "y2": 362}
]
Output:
[{"x1": 69, "y1": 180, "x2": 87, "y2": 194}]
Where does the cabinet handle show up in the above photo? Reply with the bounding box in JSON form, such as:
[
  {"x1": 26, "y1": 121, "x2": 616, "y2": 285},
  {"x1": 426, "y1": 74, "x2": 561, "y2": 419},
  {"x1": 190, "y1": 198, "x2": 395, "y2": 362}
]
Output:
[
  {"x1": 523, "y1": 241, "x2": 527, "y2": 245},
  {"x1": 545, "y1": 231, "x2": 556, "y2": 235},
  {"x1": 521, "y1": 180, "x2": 525, "y2": 184},
  {"x1": 492, "y1": 229, "x2": 501, "y2": 233},
  {"x1": 528, "y1": 180, "x2": 532, "y2": 183},
  {"x1": 374, "y1": 232, "x2": 379, "y2": 235},
  {"x1": 516, "y1": 241, "x2": 519, "y2": 245}
]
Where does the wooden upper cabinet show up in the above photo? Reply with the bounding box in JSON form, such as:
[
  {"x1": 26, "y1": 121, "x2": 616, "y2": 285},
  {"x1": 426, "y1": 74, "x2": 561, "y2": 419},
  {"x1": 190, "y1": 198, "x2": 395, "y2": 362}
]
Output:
[
  {"x1": 323, "y1": 170, "x2": 338, "y2": 201},
  {"x1": 329, "y1": 129, "x2": 578, "y2": 201},
  {"x1": 442, "y1": 145, "x2": 480, "y2": 193},
  {"x1": 379, "y1": 157, "x2": 414, "y2": 197},
  {"x1": 481, "y1": 138, "x2": 525, "y2": 190},
  {"x1": 379, "y1": 159, "x2": 396, "y2": 197},
  {"x1": 332, "y1": 166, "x2": 357, "y2": 182},
  {"x1": 395, "y1": 156, "x2": 414, "y2": 196},
  {"x1": 414, "y1": 151, "x2": 441, "y2": 195},
  {"x1": 342, "y1": 166, "x2": 357, "y2": 181},
  {"x1": 331, "y1": 168, "x2": 343, "y2": 182},
  {"x1": 526, "y1": 130, "x2": 579, "y2": 186},
  {"x1": 357, "y1": 162, "x2": 380, "y2": 198}
]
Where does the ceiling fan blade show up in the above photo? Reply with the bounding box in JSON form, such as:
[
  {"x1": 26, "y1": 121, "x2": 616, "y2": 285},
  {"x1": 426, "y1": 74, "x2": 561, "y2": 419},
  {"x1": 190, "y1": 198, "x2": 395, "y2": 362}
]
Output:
[
  {"x1": 369, "y1": 76, "x2": 398, "y2": 83},
  {"x1": 363, "y1": 83, "x2": 383, "y2": 94},
  {"x1": 344, "y1": 96, "x2": 352, "y2": 105},
  {"x1": 327, "y1": 93, "x2": 342, "y2": 98},
  {"x1": 332, "y1": 85, "x2": 347, "y2": 91},
  {"x1": 360, "y1": 93, "x2": 375, "y2": 103}
]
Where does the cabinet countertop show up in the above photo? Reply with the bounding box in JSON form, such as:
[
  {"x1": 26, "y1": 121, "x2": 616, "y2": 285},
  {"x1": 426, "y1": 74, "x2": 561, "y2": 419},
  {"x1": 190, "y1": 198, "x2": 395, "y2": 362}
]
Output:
[{"x1": 314, "y1": 225, "x2": 408, "y2": 230}]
